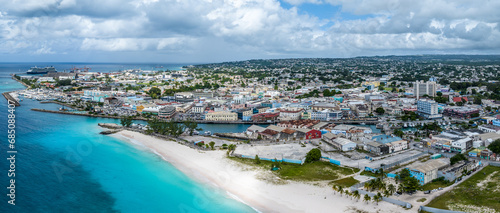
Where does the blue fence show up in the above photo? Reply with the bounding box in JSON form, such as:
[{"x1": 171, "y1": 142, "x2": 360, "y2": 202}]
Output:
[
  {"x1": 387, "y1": 173, "x2": 398, "y2": 178},
  {"x1": 321, "y1": 156, "x2": 341, "y2": 166},
  {"x1": 364, "y1": 167, "x2": 377, "y2": 173}
]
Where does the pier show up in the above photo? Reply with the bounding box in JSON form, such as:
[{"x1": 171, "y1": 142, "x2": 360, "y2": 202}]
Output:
[{"x1": 2, "y1": 92, "x2": 20, "y2": 107}]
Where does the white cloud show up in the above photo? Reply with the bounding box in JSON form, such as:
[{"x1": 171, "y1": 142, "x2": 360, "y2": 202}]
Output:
[{"x1": 0, "y1": 0, "x2": 500, "y2": 61}]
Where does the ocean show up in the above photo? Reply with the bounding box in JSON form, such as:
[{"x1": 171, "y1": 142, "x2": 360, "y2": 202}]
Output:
[{"x1": 0, "y1": 63, "x2": 256, "y2": 212}]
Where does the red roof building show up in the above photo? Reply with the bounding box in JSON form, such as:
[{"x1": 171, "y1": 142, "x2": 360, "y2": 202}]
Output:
[
  {"x1": 453, "y1": 97, "x2": 468, "y2": 103},
  {"x1": 305, "y1": 129, "x2": 322, "y2": 139}
]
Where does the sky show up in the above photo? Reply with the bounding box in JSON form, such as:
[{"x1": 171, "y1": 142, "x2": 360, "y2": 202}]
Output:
[{"x1": 0, "y1": 0, "x2": 499, "y2": 63}]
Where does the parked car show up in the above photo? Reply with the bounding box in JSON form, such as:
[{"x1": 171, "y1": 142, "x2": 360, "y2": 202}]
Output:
[{"x1": 424, "y1": 190, "x2": 431, "y2": 194}]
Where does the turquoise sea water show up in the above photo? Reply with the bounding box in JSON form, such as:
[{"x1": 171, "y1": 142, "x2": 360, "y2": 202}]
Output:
[{"x1": 0, "y1": 65, "x2": 256, "y2": 212}]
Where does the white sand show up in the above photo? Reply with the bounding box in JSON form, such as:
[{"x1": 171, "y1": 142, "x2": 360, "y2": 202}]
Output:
[{"x1": 113, "y1": 130, "x2": 406, "y2": 213}]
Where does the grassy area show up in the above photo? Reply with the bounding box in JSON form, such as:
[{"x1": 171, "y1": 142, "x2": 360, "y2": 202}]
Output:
[
  {"x1": 360, "y1": 170, "x2": 377, "y2": 177},
  {"x1": 229, "y1": 157, "x2": 358, "y2": 181},
  {"x1": 426, "y1": 165, "x2": 500, "y2": 212},
  {"x1": 417, "y1": 198, "x2": 427, "y2": 202},
  {"x1": 421, "y1": 179, "x2": 453, "y2": 191},
  {"x1": 330, "y1": 176, "x2": 360, "y2": 188}
]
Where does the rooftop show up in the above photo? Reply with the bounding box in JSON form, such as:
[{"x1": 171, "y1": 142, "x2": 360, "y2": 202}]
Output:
[{"x1": 408, "y1": 159, "x2": 449, "y2": 174}]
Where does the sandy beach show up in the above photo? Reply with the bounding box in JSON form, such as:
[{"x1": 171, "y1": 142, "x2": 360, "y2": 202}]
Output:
[{"x1": 113, "y1": 130, "x2": 406, "y2": 213}]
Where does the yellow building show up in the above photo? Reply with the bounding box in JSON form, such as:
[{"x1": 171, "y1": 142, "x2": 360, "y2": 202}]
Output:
[
  {"x1": 362, "y1": 81, "x2": 381, "y2": 87},
  {"x1": 205, "y1": 111, "x2": 238, "y2": 121},
  {"x1": 136, "y1": 105, "x2": 145, "y2": 112}
]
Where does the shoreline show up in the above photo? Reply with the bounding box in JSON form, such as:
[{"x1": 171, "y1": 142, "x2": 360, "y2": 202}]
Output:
[{"x1": 111, "y1": 130, "x2": 405, "y2": 213}]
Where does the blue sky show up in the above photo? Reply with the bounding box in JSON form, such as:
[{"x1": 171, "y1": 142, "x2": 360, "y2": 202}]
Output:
[{"x1": 0, "y1": 0, "x2": 499, "y2": 63}]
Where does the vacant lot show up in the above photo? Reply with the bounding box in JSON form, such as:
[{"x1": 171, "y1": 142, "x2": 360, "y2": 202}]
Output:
[
  {"x1": 330, "y1": 176, "x2": 360, "y2": 188},
  {"x1": 426, "y1": 165, "x2": 500, "y2": 213},
  {"x1": 230, "y1": 157, "x2": 359, "y2": 182}
]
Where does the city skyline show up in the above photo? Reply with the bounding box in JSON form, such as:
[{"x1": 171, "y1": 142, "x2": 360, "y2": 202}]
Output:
[{"x1": 1, "y1": 0, "x2": 500, "y2": 63}]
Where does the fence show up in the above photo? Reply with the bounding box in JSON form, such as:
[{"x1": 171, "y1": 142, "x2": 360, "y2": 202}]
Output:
[
  {"x1": 386, "y1": 173, "x2": 398, "y2": 178},
  {"x1": 321, "y1": 156, "x2": 341, "y2": 166},
  {"x1": 489, "y1": 161, "x2": 500, "y2": 167},
  {"x1": 418, "y1": 206, "x2": 465, "y2": 213},
  {"x1": 350, "y1": 187, "x2": 412, "y2": 208},
  {"x1": 240, "y1": 155, "x2": 303, "y2": 164}
]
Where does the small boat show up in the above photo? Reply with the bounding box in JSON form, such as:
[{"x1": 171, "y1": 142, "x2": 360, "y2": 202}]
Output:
[{"x1": 404, "y1": 123, "x2": 408, "y2": 128}]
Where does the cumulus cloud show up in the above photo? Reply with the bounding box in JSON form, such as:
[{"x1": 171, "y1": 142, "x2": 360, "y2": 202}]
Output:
[{"x1": 0, "y1": 0, "x2": 499, "y2": 62}]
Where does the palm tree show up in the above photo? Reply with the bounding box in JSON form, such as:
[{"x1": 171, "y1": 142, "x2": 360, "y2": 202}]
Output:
[
  {"x1": 352, "y1": 190, "x2": 360, "y2": 202},
  {"x1": 364, "y1": 182, "x2": 370, "y2": 191},
  {"x1": 332, "y1": 185, "x2": 338, "y2": 195},
  {"x1": 227, "y1": 144, "x2": 236, "y2": 155},
  {"x1": 344, "y1": 190, "x2": 351, "y2": 199},
  {"x1": 363, "y1": 194, "x2": 371, "y2": 204},
  {"x1": 383, "y1": 190, "x2": 391, "y2": 197},
  {"x1": 388, "y1": 184, "x2": 396, "y2": 195},
  {"x1": 338, "y1": 186, "x2": 343, "y2": 197},
  {"x1": 374, "y1": 192, "x2": 383, "y2": 205}
]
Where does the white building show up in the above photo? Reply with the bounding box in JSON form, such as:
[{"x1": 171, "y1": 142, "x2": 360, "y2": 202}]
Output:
[
  {"x1": 417, "y1": 99, "x2": 442, "y2": 119},
  {"x1": 279, "y1": 109, "x2": 303, "y2": 121},
  {"x1": 331, "y1": 137, "x2": 357, "y2": 151},
  {"x1": 205, "y1": 111, "x2": 237, "y2": 121},
  {"x1": 192, "y1": 103, "x2": 207, "y2": 114},
  {"x1": 414, "y1": 80, "x2": 437, "y2": 98}
]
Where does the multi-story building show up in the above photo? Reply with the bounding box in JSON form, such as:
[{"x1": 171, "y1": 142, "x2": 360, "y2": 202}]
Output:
[
  {"x1": 191, "y1": 103, "x2": 207, "y2": 114},
  {"x1": 414, "y1": 80, "x2": 437, "y2": 98},
  {"x1": 443, "y1": 107, "x2": 479, "y2": 119},
  {"x1": 478, "y1": 124, "x2": 500, "y2": 133},
  {"x1": 417, "y1": 99, "x2": 442, "y2": 119},
  {"x1": 311, "y1": 110, "x2": 329, "y2": 121},
  {"x1": 158, "y1": 106, "x2": 176, "y2": 118},
  {"x1": 205, "y1": 111, "x2": 237, "y2": 121},
  {"x1": 451, "y1": 138, "x2": 472, "y2": 153},
  {"x1": 236, "y1": 108, "x2": 253, "y2": 121},
  {"x1": 407, "y1": 159, "x2": 449, "y2": 185},
  {"x1": 279, "y1": 109, "x2": 304, "y2": 121}
]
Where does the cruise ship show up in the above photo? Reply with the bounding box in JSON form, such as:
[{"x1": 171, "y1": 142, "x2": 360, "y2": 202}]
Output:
[{"x1": 27, "y1": 66, "x2": 57, "y2": 74}]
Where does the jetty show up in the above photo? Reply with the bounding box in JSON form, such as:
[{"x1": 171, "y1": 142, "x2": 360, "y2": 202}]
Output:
[
  {"x1": 98, "y1": 123, "x2": 122, "y2": 129},
  {"x1": 10, "y1": 74, "x2": 30, "y2": 88},
  {"x1": 2, "y1": 92, "x2": 20, "y2": 107},
  {"x1": 31, "y1": 108, "x2": 150, "y2": 120},
  {"x1": 40, "y1": 100, "x2": 82, "y2": 110},
  {"x1": 99, "y1": 130, "x2": 121, "y2": 135}
]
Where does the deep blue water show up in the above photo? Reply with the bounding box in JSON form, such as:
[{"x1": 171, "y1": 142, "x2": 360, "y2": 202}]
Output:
[
  {"x1": 0, "y1": 62, "x2": 188, "y2": 76},
  {"x1": 0, "y1": 64, "x2": 256, "y2": 212}
]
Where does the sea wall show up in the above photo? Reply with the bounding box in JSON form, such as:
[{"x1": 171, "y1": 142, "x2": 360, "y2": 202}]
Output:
[{"x1": 2, "y1": 92, "x2": 20, "y2": 107}]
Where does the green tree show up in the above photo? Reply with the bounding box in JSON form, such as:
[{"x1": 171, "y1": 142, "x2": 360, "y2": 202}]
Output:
[
  {"x1": 56, "y1": 79, "x2": 72, "y2": 87},
  {"x1": 474, "y1": 97, "x2": 482, "y2": 105},
  {"x1": 255, "y1": 155, "x2": 261, "y2": 164},
  {"x1": 148, "y1": 87, "x2": 162, "y2": 99},
  {"x1": 323, "y1": 89, "x2": 331, "y2": 97},
  {"x1": 305, "y1": 148, "x2": 321, "y2": 163},
  {"x1": 375, "y1": 107, "x2": 385, "y2": 115},
  {"x1": 387, "y1": 184, "x2": 396, "y2": 195},
  {"x1": 120, "y1": 116, "x2": 133, "y2": 127},
  {"x1": 373, "y1": 193, "x2": 382, "y2": 205},
  {"x1": 450, "y1": 153, "x2": 467, "y2": 165},
  {"x1": 437, "y1": 91, "x2": 443, "y2": 97},
  {"x1": 209, "y1": 141, "x2": 215, "y2": 150},
  {"x1": 393, "y1": 129, "x2": 404, "y2": 138},
  {"x1": 352, "y1": 190, "x2": 360, "y2": 202},
  {"x1": 184, "y1": 119, "x2": 202, "y2": 136},
  {"x1": 487, "y1": 139, "x2": 500, "y2": 154},
  {"x1": 364, "y1": 194, "x2": 371, "y2": 204}
]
